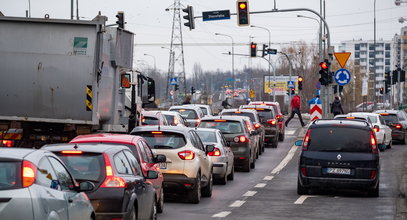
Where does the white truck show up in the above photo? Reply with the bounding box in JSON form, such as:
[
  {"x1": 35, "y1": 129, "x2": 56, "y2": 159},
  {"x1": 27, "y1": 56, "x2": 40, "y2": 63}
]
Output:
[{"x1": 0, "y1": 14, "x2": 155, "y2": 148}]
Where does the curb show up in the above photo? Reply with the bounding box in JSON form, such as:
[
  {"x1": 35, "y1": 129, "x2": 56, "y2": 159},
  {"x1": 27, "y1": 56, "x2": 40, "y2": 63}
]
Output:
[{"x1": 396, "y1": 159, "x2": 407, "y2": 220}]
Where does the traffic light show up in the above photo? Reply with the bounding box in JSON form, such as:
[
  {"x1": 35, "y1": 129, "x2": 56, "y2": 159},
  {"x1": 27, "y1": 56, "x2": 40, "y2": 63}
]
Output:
[
  {"x1": 379, "y1": 87, "x2": 384, "y2": 94},
  {"x1": 182, "y1": 6, "x2": 195, "y2": 30},
  {"x1": 291, "y1": 88, "x2": 295, "y2": 95},
  {"x1": 191, "y1": 86, "x2": 196, "y2": 94},
  {"x1": 318, "y1": 59, "x2": 330, "y2": 86},
  {"x1": 237, "y1": 0, "x2": 250, "y2": 26},
  {"x1": 262, "y1": 44, "x2": 268, "y2": 57},
  {"x1": 250, "y1": 42, "x2": 257, "y2": 57},
  {"x1": 174, "y1": 84, "x2": 179, "y2": 91},
  {"x1": 298, "y1": 76, "x2": 303, "y2": 90},
  {"x1": 116, "y1": 11, "x2": 125, "y2": 29}
]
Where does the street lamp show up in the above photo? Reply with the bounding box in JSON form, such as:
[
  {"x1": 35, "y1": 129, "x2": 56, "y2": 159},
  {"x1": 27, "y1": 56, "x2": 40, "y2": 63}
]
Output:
[
  {"x1": 215, "y1": 33, "x2": 235, "y2": 92},
  {"x1": 143, "y1": 53, "x2": 156, "y2": 71},
  {"x1": 297, "y1": 15, "x2": 322, "y2": 62}
]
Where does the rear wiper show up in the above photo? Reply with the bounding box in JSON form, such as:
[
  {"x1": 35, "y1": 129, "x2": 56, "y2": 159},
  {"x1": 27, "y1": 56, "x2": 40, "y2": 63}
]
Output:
[{"x1": 153, "y1": 145, "x2": 173, "y2": 149}]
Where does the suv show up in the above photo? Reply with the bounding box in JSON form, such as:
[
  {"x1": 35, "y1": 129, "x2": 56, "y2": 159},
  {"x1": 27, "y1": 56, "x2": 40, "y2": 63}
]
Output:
[
  {"x1": 374, "y1": 110, "x2": 407, "y2": 144},
  {"x1": 130, "y1": 126, "x2": 214, "y2": 204},
  {"x1": 169, "y1": 105, "x2": 204, "y2": 127},
  {"x1": 296, "y1": 119, "x2": 380, "y2": 197},
  {"x1": 141, "y1": 110, "x2": 169, "y2": 126},
  {"x1": 220, "y1": 108, "x2": 265, "y2": 154},
  {"x1": 198, "y1": 116, "x2": 258, "y2": 172},
  {"x1": 249, "y1": 101, "x2": 285, "y2": 141},
  {"x1": 183, "y1": 104, "x2": 213, "y2": 116}
]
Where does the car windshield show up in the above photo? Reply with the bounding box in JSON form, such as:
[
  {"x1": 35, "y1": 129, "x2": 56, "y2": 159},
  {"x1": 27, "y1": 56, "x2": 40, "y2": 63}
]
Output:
[
  {"x1": 307, "y1": 127, "x2": 371, "y2": 152},
  {"x1": 222, "y1": 112, "x2": 256, "y2": 122},
  {"x1": 142, "y1": 116, "x2": 159, "y2": 125},
  {"x1": 0, "y1": 162, "x2": 18, "y2": 190},
  {"x1": 380, "y1": 114, "x2": 398, "y2": 124},
  {"x1": 198, "y1": 121, "x2": 243, "y2": 134},
  {"x1": 171, "y1": 109, "x2": 197, "y2": 119},
  {"x1": 56, "y1": 154, "x2": 104, "y2": 181},
  {"x1": 196, "y1": 130, "x2": 217, "y2": 142},
  {"x1": 199, "y1": 107, "x2": 208, "y2": 115},
  {"x1": 134, "y1": 132, "x2": 187, "y2": 149}
]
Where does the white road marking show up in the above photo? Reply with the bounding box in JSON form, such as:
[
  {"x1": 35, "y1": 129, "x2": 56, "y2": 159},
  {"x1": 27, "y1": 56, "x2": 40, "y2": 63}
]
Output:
[
  {"x1": 263, "y1": 176, "x2": 274, "y2": 181},
  {"x1": 285, "y1": 130, "x2": 296, "y2": 135},
  {"x1": 229, "y1": 200, "x2": 246, "y2": 207},
  {"x1": 271, "y1": 145, "x2": 298, "y2": 175},
  {"x1": 254, "y1": 183, "x2": 267, "y2": 188},
  {"x1": 294, "y1": 195, "x2": 316, "y2": 204},
  {"x1": 212, "y1": 211, "x2": 231, "y2": 218},
  {"x1": 242, "y1": 191, "x2": 257, "y2": 197}
]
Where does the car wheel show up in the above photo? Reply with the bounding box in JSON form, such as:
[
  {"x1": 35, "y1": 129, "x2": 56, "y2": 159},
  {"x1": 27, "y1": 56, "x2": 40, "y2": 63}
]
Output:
[
  {"x1": 156, "y1": 187, "x2": 164, "y2": 213},
  {"x1": 367, "y1": 183, "x2": 379, "y2": 197},
  {"x1": 386, "y1": 139, "x2": 392, "y2": 149},
  {"x1": 242, "y1": 159, "x2": 251, "y2": 172},
  {"x1": 129, "y1": 206, "x2": 137, "y2": 220},
  {"x1": 279, "y1": 132, "x2": 285, "y2": 141},
  {"x1": 250, "y1": 155, "x2": 256, "y2": 169},
  {"x1": 188, "y1": 174, "x2": 201, "y2": 204},
  {"x1": 272, "y1": 137, "x2": 278, "y2": 148},
  {"x1": 201, "y1": 173, "x2": 213, "y2": 197},
  {"x1": 297, "y1": 178, "x2": 308, "y2": 195},
  {"x1": 149, "y1": 198, "x2": 157, "y2": 220},
  {"x1": 258, "y1": 142, "x2": 263, "y2": 155},
  {"x1": 227, "y1": 165, "x2": 234, "y2": 180}
]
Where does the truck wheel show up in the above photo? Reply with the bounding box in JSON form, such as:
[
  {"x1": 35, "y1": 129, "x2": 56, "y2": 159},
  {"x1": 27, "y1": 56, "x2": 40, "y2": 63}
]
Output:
[
  {"x1": 188, "y1": 175, "x2": 201, "y2": 204},
  {"x1": 201, "y1": 173, "x2": 213, "y2": 197}
]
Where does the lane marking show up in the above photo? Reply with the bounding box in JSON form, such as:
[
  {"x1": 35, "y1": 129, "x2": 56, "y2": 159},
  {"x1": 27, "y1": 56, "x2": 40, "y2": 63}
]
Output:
[
  {"x1": 263, "y1": 176, "x2": 274, "y2": 181},
  {"x1": 254, "y1": 183, "x2": 267, "y2": 188},
  {"x1": 285, "y1": 130, "x2": 296, "y2": 135},
  {"x1": 212, "y1": 211, "x2": 231, "y2": 218},
  {"x1": 229, "y1": 200, "x2": 246, "y2": 207},
  {"x1": 294, "y1": 195, "x2": 316, "y2": 204},
  {"x1": 242, "y1": 191, "x2": 257, "y2": 197},
  {"x1": 271, "y1": 145, "x2": 298, "y2": 175}
]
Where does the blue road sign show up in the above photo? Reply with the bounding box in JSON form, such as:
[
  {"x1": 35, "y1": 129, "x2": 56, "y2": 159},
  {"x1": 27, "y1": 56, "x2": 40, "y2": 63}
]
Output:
[
  {"x1": 202, "y1": 10, "x2": 231, "y2": 21},
  {"x1": 287, "y1": 81, "x2": 295, "y2": 88},
  {"x1": 334, "y1": 68, "x2": 351, "y2": 86},
  {"x1": 169, "y1": 77, "x2": 178, "y2": 85},
  {"x1": 316, "y1": 82, "x2": 321, "y2": 89}
]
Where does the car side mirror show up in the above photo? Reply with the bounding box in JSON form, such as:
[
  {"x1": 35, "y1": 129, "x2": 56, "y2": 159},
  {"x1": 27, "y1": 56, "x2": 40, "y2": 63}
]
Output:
[
  {"x1": 146, "y1": 170, "x2": 159, "y2": 179},
  {"x1": 78, "y1": 181, "x2": 95, "y2": 192},
  {"x1": 294, "y1": 140, "x2": 303, "y2": 147},
  {"x1": 154, "y1": 154, "x2": 166, "y2": 163},
  {"x1": 205, "y1": 144, "x2": 215, "y2": 154},
  {"x1": 250, "y1": 130, "x2": 257, "y2": 135}
]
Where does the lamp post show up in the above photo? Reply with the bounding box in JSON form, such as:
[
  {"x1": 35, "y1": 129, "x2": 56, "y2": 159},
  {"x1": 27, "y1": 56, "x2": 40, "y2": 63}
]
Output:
[
  {"x1": 215, "y1": 33, "x2": 235, "y2": 92},
  {"x1": 143, "y1": 53, "x2": 156, "y2": 72}
]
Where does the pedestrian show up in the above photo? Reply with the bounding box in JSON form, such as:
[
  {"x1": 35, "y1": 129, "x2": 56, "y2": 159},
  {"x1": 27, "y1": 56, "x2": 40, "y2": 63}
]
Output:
[
  {"x1": 222, "y1": 98, "x2": 232, "y2": 109},
  {"x1": 285, "y1": 93, "x2": 305, "y2": 127},
  {"x1": 182, "y1": 96, "x2": 191, "y2": 105},
  {"x1": 331, "y1": 96, "x2": 344, "y2": 116}
]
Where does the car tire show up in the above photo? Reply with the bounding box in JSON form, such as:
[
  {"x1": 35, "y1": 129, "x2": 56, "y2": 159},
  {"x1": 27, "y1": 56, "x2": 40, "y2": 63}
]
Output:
[
  {"x1": 149, "y1": 198, "x2": 157, "y2": 220},
  {"x1": 227, "y1": 165, "x2": 234, "y2": 180},
  {"x1": 367, "y1": 183, "x2": 379, "y2": 197},
  {"x1": 272, "y1": 137, "x2": 278, "y2": 148},
  {"x1": 297, "y1": 178, "x2": 308, "y2": 195},
  {"x1": 242, "y1": 159, "x2": 251, "y2": 172},
  {"x1": 156, "y1": 187, "x2": 164, "y2": 213},
  {"x1": 188, "y1": 174, "x2": 201, "y2": 204},
  {"x1": 279, "y1": 132, "x2": 285, "y2": 141},
  {"x1": 129, "y1": 206, "x2": 137, "y2": 220},
  {"x1": 201, "y1": 173, "x2": 213, "y2": 197},
  {"x1": 250, "y1": 156, "x2": 256, "y2": 169},
  {"x1": 386, "y1": 139, "x2": 392, "y2": 149}
]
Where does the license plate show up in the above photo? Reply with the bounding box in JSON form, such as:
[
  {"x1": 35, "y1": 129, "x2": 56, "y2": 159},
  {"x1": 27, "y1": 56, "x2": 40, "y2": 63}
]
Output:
[
  {"x1": 159, "y1": 163, "x2": 167, "y2": 169},
  {"x1": 326, "y1": 168, "x2": 351, "y2": 175}
]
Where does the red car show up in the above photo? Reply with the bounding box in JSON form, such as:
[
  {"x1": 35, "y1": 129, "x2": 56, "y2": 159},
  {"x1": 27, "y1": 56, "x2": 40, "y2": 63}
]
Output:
[
  {"x1": 70, "y1": 133, "x2": 167, "y2": 213},
  {"x1": 249, "y1": 101, "x2": 285, "y2": 141}
]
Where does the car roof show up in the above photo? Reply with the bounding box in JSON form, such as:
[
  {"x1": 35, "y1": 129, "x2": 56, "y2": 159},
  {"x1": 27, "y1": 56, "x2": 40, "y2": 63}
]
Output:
[
  {"x1": 310, "y1": 119, "x2": 371, "y2": 130},
  {"x1": 201, "y1": 115, "x2": 247, "y2": 122},
  {"x1": 347, "y1": 112, "x2": 378, "y2": 117},
  {"x1": 160, "y1": 111, "x2": 181, "y2": 116},
  {"x1": 183, "y1": 104, "x2": 210, "y2": 108},
  {"x1": 195, "y1": 128, "x2": 220, "y2": 133},
  {"x1": 0, "y1": 148, "x2": 38, "y2": 160},
  {"x1": 240, "y1": 104, "x2": 274, "y2": 110},
  {"x1": 131, "y1": 125, "x2": 193, "y2": 134},
  {"x1": 170, "y1": 105, "x2": 201, "y2": 111},
  {"x1": 221, "y1": 108, "x2": 257, "y2": 114},
  {"x1": 70, "y1": 133, "x2": 143, "y2": 144},
  {"x1": 141, "y1": 110, "x2": 162, "y2": 117},
  {"x1": 249, "y1": 101, "x2": 279, "y2": 106},
  {"x1": 374, "y1": 110, "x2": 400, "y2": 114},
  {"x1": 43, "y1": 143, "x2": 129, "y2": 153}
]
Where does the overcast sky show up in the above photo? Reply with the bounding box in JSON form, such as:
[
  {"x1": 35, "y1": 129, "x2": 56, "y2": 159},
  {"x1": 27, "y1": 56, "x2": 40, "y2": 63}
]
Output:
[{"x1": 2, "y1": 0, "x2": 406, "y2": 74}]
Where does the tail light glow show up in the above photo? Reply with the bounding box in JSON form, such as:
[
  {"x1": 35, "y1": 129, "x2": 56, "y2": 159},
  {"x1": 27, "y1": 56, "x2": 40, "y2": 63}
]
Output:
[
  {"x1": 370, "y1": 170, "x2": 377, "y2": 179},
  {"x1": 267, "y1": 119, "x2": 277, "y2": 125},
  {"x1": 395, "y1": 124, "x2": 402, "y2": 130},
  {"x1": 373, "y1": 126, "x2": 380, "y2": 133},
  {"x1": 234, "y1": 135, "x2": 248, "y2": 143},
  {"x1": 22, "y1": 160, "x2": 37, "y2": 187},
  {"x1": 301, "y1": 167, "x2": 307, "y2": 176},
  {"x1": 208, "y1": 147, "x2": 221, "y2": 156},
  {"x1": 302, "y1": 129, "x2": 311, "y2": 151},
  {"x1": 2, "y1": 140, "x2": 13, "y2": 147},
  {"x1": 370, "y1": 132, "x2": 378, "y2": 154},
  {"x1": 178, "y1": 151, "x2": 195, "y2": 160},
  {"x1": 101, "y1": 153, "x2": 126, "y2": 188},
  {"x1": 254, "y1": 123, "x2": 261, "y2": 129},
  {"x1": 61, "y1": 150, "x2": 83, "y2": 154},
  {"x1": 151, "y1": 131, "x2": 163, "y2": 134}
]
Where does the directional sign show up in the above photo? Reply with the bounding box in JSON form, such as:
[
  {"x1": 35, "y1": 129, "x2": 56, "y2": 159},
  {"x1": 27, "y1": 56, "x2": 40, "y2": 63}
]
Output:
[
  {"x1": 334, "y1": 52, "x2": 351, "y2": 68},
  {"x1": 334, "y1": 69, "x2": 351, "y2": 86},
  {"x1": 169, "y1": 77, "x2": 178, "y2": 85},
  {"x1": 316, "y1": 82, "x2": 321, "y2": 89},
  {"x1": 202, "y1": 10, "x2": 230, "y2": 21},
  {"x1": 287, "y1": 81, "x2": 295, "y2": 88},
  {"x1": 169, "y1": 90, "x2": 175, "y2": 96},
  {"x1": 310, "y1": 104, "x2": 322, "y2": 121}
]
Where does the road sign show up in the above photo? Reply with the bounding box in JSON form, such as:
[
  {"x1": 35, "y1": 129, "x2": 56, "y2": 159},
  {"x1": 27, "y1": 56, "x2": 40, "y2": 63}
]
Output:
[
  {"x1": 266, "y1": 88, "x2": 272, "y2": 94},
  {"x1": 287, "y1": 81, "x2": 295, "y2": 88},
  {"x1": 362, "y1": 77, "x2": 368, "y2": 96},
  {"x1": 202, "y1": 10, "x2": 230, "y2": 21},
  {"x1": 316, "y1": 82, "x2": 321, "y2": 89},
  {"x1": 334, "y1": 69, "x2": 351, "y2": 86},
  {"x1": 334, "y1": 52, "x2": 351, "y2": 68},
  {"x1": 169, "y1": 77, "x2": 178, "y2": 85},
  {"x1": 169, "y1": 90, "x2": 174, "y2": 95},
  {"x1": 310, "y1": 104, "x2": 322, "y2": 121}
]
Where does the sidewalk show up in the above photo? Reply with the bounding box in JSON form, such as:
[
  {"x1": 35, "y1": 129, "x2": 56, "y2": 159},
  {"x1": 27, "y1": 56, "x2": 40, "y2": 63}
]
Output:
[{"x1": 397, "y1": 159, "x2": 407, "y2": 220}]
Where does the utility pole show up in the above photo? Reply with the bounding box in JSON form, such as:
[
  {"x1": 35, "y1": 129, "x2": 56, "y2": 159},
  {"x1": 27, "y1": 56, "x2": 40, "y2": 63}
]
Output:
[{"x1": 373, "y1": 0, "x2": 377, "y2": 110}]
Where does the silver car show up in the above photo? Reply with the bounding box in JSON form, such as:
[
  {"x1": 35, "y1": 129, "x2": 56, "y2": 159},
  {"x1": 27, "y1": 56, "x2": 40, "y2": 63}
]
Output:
[
  {"x1": 196, "y1": 128, "x2": 235, "y2": 185},
  {"x1": 0, "y1": 148, "x2": 95, "y2": 220}
]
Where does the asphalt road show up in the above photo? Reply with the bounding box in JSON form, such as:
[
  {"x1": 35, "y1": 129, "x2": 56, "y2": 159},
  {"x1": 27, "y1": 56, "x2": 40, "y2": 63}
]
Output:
[{"x1": 158, "y1": 118, "x2": 407, "y2": 220}]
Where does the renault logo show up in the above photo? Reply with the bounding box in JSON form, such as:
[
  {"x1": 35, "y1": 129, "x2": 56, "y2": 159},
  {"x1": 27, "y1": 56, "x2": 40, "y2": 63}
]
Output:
[{"x1": 337, "y1": 154, "x2": 342, "y2": 160}]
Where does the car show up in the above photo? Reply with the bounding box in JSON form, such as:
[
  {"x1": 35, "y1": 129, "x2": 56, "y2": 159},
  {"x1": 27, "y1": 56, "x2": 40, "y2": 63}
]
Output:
[
  {"x1": 141, "y1": 110, "x2": 169, "y2": 126},
  {"x1": 334, "y1": 112, "x2": 392, "y2": 150},
  {"x1": 183, "y1": 104, "x2": 213, "y2": 116},
  {"x1": 355, "y1": 102, "x2": 374, "y2": 112},
  {"x1": 198, "y1": 116, "x2": 258, "y2": 172},
  {"x1": 249, "y1": 101, "x2": 285, "y2": 141},
  {"x1": 374, "y1": 110, "x2": 407, "y2": 144},
  {"x1": 161, "y1": 111, "x2": 187, "y2": 127},
  {"x1": 195, "y1": 128, "x2": 234, "y2": 185},
  {"x1": 169, "y1": 105, "x2": 204, "y2": 127},
  {"x1": 70, "y1": 133, "x2": 167, "y2": 213},
  {"x1": 295, "y1": 119, "x2": 380, "y2": 197},
  {"x1": 42, "y1": 143, "x2": 158, "y2": 220},
  {"x1": 130, "y1": 126, "x2": 214, "y2": 204},
  {"x1": 0, "y1": 148, "x2": 95, "y2": 220},
  {"x1": 240, "y1": 105, "x2": 279, "y2": 148},
  {"x1": 220, "y1": 108, "x2": 265, "y2": 154}
]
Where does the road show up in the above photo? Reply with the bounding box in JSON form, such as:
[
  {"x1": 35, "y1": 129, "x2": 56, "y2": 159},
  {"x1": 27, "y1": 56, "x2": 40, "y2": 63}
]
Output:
[{"x1": 159, "y1": 118, "x2": 407, "y2": 220}]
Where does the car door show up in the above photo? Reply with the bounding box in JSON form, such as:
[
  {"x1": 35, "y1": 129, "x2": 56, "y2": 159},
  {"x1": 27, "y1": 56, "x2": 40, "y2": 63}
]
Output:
[
  {"x1": 243, "y1": 120, "x2": 256, "y2": 156},
  {"x1": 190, "y1": 131, "x2": 211, "y2": 182},
  {"x1": 140, "y1": 140, "x2": 163, "y2": 190},
  {"x1": 48, "y1": 156, "x2": 93, "y2": 220},
  {"x1": 219, "y1": 132, "x2": 234, "y2": 173},
  {"x1": 379, "y1": 115, "x2": 392, "y2": 143}
]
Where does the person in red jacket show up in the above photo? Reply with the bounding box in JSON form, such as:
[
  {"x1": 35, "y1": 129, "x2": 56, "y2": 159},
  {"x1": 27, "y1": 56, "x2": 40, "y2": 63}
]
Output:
[{"x1": 285, "y1": 93, "x2": 305, "y2": 127}]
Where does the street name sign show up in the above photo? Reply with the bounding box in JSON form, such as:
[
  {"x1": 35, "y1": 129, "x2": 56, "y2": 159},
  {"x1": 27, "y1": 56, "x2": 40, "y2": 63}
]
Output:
[
  {"x1": 334, "y1": 52, "x2": 351, "y2": 68},
  {"x1": 202, "y1": 10, "x2": 231, "y2": 21},
  {"x1": 334, "y1": 69, "x2": 351, "y2": 86}
]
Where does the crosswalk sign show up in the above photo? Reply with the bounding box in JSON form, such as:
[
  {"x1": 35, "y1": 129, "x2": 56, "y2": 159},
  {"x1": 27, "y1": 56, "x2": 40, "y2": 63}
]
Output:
[
  {"x1": 169, "y1": 77, "x2": 178, "y2": 85},
  {"x1": 287, "y1": 81, "x2": 295, "y2": 88}
]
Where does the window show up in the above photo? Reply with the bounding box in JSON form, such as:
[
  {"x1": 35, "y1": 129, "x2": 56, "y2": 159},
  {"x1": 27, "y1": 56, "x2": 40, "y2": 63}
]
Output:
[
  {"x1": 170, "y1": 109, "x2": 198, "y2": 119},
  {"x1": 0, "y1": 162, "x2": 18, "y2": 190},
  {"x1": 140, "y1": 141, "x2": 154, "y2": 163},
  {"x1": 198, "y1": 121, "x2": 243, "y2": 134},
  {"x1": 221, "y1": 112, "x2": 256, "y2": 122},
  {"x1": 385, "y1": 51, "x2": 390, "y2": 58},
  {"x1": 123, "y1": 150, "x2": 142, "y2": 176},
  {"x1": 385, "y1": 66, "x2": 390, "y2": 72},
  {"x1": 56, "y1": 153, "x2": 103, "y2": 181},
  {"x1": 135, "y1": 132, "x2": 187, "y2": 149},
  {"x1": 385, "y1": 59, "x2": 390, "y2": 65},
  {"x1": 114, "y1": 151, "x2": 133, "y2": 175},
  {"x1": 36, "y1": 158, "x2": 59, "y2": 190},
  {"x1": 196, "y1": 130, "x2": 217, "y2": 143},
  {"x1": 138, "y1": 141, "x2": 149, "y2": 162},
  {"x1": 190, "y1": 131, "x2": 205, "y2": 151},
  {"x1": 385, "y1": 43, "x2": 390, "y2": 50},
  {"x1": 369, "y1": 53, "x2": 374, "y2": 58},
  {"x1": 142, "y1": 116, "x2": 159, "y2": 126},
  {"x1": 355, "y1": 52, "x2": 360, "y2": 58},
  {"x1": 354, "y1": 44, "x2": 360, "y2": 50},
  {"x1": 48, "y1": 157, "x2": 74, "y2": 191},
  {"x1": 355, "y1": 59, "x2": 360, "y2": 65}
]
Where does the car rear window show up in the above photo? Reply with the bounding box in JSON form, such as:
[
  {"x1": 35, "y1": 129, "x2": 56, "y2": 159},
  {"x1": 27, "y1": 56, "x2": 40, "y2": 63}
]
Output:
[
  {"x1": 222, "y1": 112, "x2": 256, "y2": 122},
  {"x1": 164, "y1": 115, "x2": 175, "y2": 125},
  {"x1": 171, "y1": 109, "x2": 197, "y2": 119},
  {"x1": 199, "y1": 121, "x2": 243, "y2": 134},
  {"x1": 368, "y1": 116, "x2": 377, "y2": 123},
  {"x1": 307, "y1": 127, "x2": 371, "y2": 152},
  {"x1": 56, "y1": 154, "x2": 104, "y2": 181},
  {"x1": 380, "y1": 114, "x2": 398, "y2": 124},
  {"x1": 142, "y1": 116, "x2": 159, "y2": 126},
  {"x1": 196, "y1": 130, "x2": 217, "y2": 143},
  {"x1": 0, "y1": 162, "x2": 19, "y2": 190},
  {"x1": 133, "y1": 132, "x2": 187, "y2": 149},
  {"x1": 199, "y1": 107, "x2": 208, "y2": 115},
  {"x1": 256, "y1": 109, "x2": 274, "y2": 120}
]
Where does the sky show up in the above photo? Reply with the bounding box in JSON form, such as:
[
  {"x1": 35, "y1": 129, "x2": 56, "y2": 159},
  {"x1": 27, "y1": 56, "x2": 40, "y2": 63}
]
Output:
[{"x1": 2, "y1": 0, "x2": 406, "y2": 75}]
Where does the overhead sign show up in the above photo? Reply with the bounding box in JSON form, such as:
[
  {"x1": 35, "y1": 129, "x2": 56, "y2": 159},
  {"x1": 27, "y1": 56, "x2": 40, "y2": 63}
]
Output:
[
  {"x1": 264, "y1": 75, "x2": 298, "y2": 95},
  {"x1": 334, "y1": 69, "x2": 351, "y2": 86},
  {"x1": 334, "y1": 52, "x2": 351, "y2": 68},
  {"x1": 169, "y1": 77, "x2": 178, "y2": 85},
  {"x1": 202, "y1": 10, "x2": 230, "y2": 21},
  {"x1": 287, "y1": 81, "x2": 295, "y2": 88}
]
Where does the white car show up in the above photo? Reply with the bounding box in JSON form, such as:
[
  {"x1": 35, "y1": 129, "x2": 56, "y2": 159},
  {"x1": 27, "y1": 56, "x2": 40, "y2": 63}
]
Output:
[
  {"x1": 183, "y1": 104, "x2": 213, "y2": 116},
  {"x1": 335, "y1": 112, "x2": 392, "y2": 149}
]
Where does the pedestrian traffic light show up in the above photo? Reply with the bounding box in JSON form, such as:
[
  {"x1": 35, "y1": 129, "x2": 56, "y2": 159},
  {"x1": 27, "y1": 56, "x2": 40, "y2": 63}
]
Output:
[
  {"x1": 116, "y1": 11, "x2": 125, "y2": 29},
  {"x1": 191, "y1": 86, "x2": 196, "y2": 94},
  {"x1": 262, "y1": 44, "x2": 268, "y2": 57},
  {"x1": 298, "y1": 76, "x2": 303, "y2": 90},
  {"x1": 379, "y1": 87, "x2": 384, "y2": 94},
  {"x1": 182, "y1": 6, "x2": 195, "y2": 30},
  {"x1": 237, "y1": 0, "x2": 250, "y2": 26},
  {"x1": 250, "y1": 42, "x2": 257, "y2": 57},
  {"x1": 290, "y1": 88, "x2": 295, "y2": 95},
  {"x1": 174, "y1": 84, "x2": 179, "y2": 91}
]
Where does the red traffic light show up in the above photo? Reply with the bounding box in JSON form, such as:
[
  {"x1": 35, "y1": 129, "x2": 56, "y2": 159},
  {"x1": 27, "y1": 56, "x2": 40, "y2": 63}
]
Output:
[
  {"x1": 319, "y1": 62, "x2": 328, "y2": 70},
  {"x1": 298, "y1": 76, "x2": 303, "y2": 82}
]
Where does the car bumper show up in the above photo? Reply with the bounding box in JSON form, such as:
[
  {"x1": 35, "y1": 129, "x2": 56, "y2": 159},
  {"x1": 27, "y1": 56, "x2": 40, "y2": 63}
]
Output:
[
  {"x1": 391, "y1": 131, "x2": 405, "y2": 141},
  {"x1": 212, "y1": 162, "x2": 227, "y2": 178},
  {"x1": 299, "y1": 176, "x2": 379, "y2": 190},
  {"x1": 233, "y1": 156, "x2": 250, "y2": 169},
  {"x1": 96, "y1": 212, "x2": 128, "y2": 220},
  {"x1": 162, "y1": 173, "x2": 197, "y2": 192},
  {"x1": 264, "y1": 128, "x2": 278, "y2": 143}
]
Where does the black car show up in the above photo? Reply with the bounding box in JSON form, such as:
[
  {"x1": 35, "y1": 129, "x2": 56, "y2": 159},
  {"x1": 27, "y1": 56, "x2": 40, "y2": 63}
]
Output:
[
  {"x1": 43, "y1": 143, "x2": 158, "y2": 220},
  {"x1": 295, "y1": 119, "x2": 380, "y2": 197},
  {"x1": 374, "y1": 110, "x2": 407, "y2": 144}
]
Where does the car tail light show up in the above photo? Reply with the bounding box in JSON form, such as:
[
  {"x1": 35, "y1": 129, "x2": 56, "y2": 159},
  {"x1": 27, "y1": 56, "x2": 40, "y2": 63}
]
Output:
[
  {"x1": 267, "y1": 119, "x2": 277, "y2": 125},
  {"x1": 61, "y1": 150, "x2": 83, "y2": 154},
  {"x1": 22, "y1": 160, "x2": 37, "y2": 187},
  {"x1": 302, "y1": 129, "x2": 311, "y2": 151},
  {"x1": 178, "y1": 151, "x2": 195, "y2": 160},
  {"x1": 370, "y1": 132, "x2": 378, "y2": 154},
  {"x1": 101, "y1": 153, "x2": 126, "y2": 188},
  {"x1": 373, "y1": 126, "x2": 380, "y2": 133},
  {"x1": 370, "y1": 170, "x2": 377, "y2": 179},
  {"x1": 151, "y1": 131, "x2": 162, "y2": 134},
  {"x1": 208, "y1": 147, "x2": 221, "y2": 156},
  {"x1": 214, "y1": 119, "x2": 226, "y2": 122},
  {"x1": 346, "y1": 117, "x2": 355, "y2": 119},
  {"x1": 195, "y1": 119, "x2": 201, "y2": 127},
  {"x1": 174, "y1": 118, "x2": 179, "y2": 125},
  {"x1": 276, "y1": 115, "x2": 282, "y2": 120},
  {"x1": 2, "y1": 140, "x2": 13, "y2": 147},
  {"x1": 234, "y1": 135, "x2": 248, "y2": 143},
  {"x1": 254, "y1": 123, "x2": 261, "y2": 129},
  {"x1": 379, "y1": 113, "x2": 389, "y2": 116},
  {"x1": 300, "y1": 167, "x2": 307, "y2": 176},
  {"x1": 394, "y1": 124, "x2": 402, "y2": 130}
]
